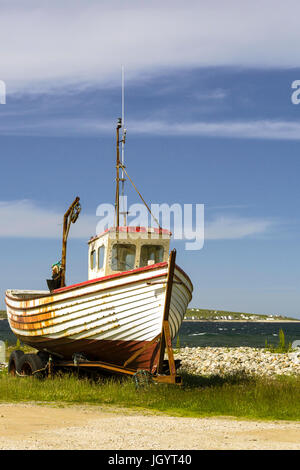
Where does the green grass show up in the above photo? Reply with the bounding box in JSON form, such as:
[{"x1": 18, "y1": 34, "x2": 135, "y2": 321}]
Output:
[
  {"x1": 265, "y1": 329, "x2": 293, "y2": 353},
  {"x1": 1, "y1": 369, "x2": 300, "y2": 421},
  {"x1": 2, "y1": 318, "x2": 300, "y2": 421},
  {"x1": 185, "y1": 308, "x2": 299, "y2": 321}
]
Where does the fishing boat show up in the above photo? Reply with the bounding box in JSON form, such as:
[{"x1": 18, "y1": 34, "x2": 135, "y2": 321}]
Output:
[{"x1": 5, "y1": 117, "x2": 193, "y2": 384}]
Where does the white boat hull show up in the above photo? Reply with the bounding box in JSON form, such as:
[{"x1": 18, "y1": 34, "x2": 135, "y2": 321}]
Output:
[{"x1": 6, "y1": 261, "x2": 193, "y2": 371}]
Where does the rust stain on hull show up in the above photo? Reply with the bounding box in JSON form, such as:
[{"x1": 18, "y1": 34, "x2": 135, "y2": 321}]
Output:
[
  {"x1": 9, "y1": 317, "x2": 55, "y2": 331},
  {"x1": 9, "y1": 310, "x2": 55, "y2": 324}
]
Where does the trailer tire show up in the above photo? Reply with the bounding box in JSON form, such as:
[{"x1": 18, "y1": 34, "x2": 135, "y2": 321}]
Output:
[
  {"x1": 37, "y1": 350, "x2": 49, "y2": 363},
  {"x1": 8, "y1": 350, "x2": 25, "y2": 376},
  {"x1": 18, "y1": 353, "x2": 45, "y2": 379}
]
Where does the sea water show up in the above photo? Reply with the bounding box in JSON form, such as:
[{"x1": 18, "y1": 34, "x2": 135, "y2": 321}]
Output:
[
  {"x1": 174, "y1": 321, "x2": 300, "y2": 348},
  {"x1": 0, "y1": 319, "x2": 16, "y2": 345},
  {"x1": 1, "y1": 318, "x2": 300, "y2": 349}
]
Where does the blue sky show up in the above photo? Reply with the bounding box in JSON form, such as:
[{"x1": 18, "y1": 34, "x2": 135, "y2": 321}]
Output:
[{"x1": 1, "y1": 1, "x2": 300, "y2": 317}]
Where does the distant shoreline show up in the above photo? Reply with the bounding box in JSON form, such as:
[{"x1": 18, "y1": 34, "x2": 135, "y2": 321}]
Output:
[
  {"x1": 183, "y1": 319, "x2": 300, "y2": 323},
  {"x1": 2, "y1": 317, "x2": 300, "y2": 324}
]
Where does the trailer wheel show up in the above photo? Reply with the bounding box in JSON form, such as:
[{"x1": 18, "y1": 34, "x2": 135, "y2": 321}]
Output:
[
  {"x1": 18, "y1": 353, "x2": 46, "y2": 379},
  {"x1": 37, "y1": 350, "x2": 49, "y2": 363},
  {"x1": 8, "y1": 350, "x2": 25, "y2": 376}
]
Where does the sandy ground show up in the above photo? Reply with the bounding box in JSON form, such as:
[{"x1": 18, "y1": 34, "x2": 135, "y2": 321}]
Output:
[{"x1": 0, "y1": 403, "x2": 299, "y2": 450}]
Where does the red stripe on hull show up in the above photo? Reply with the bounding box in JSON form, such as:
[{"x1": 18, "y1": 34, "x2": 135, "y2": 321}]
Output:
[{"x1": 54, "y1": 262, "x2": 168, "y2": 293}]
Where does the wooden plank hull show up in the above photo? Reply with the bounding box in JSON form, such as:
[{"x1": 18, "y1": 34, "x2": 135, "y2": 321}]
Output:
[{"x1": 6, "y1": 262, "x2": 193, "y2": 371}]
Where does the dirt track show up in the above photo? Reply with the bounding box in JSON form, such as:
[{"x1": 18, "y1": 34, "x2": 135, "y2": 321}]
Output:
[{"x1": 0, "y1": 403, "x2": 300, "y2": 450}]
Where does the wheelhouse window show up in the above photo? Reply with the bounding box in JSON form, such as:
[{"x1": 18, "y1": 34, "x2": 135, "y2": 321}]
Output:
[
  {"x1": 90, "y1": 249, "x2": 96, "y2": 270},
  {"x1": 140, "y1": 245, "x2": 164, "y2": 267},
  {"x1": 98, "y1": 245, "x2": 105, "y2": 270},
  {"x1": 111, "y1": 244, "x2": 136, "y2": 272}
]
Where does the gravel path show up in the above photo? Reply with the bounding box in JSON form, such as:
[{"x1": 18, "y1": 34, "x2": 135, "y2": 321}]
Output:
[{"x1": 0, "y1": 403, "x2": 300, "y2": 450}]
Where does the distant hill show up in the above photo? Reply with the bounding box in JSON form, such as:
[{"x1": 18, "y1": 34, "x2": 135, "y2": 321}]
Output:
[
  {"x1": 1, "y1": 307, "x2": 298, "y2": 322},
  {"x1": 185, "y1": 308, "x2": 299, "y2": 322}
]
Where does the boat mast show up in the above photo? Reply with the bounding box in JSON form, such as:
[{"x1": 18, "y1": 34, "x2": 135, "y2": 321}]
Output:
[
  {"x1": 121, "y1": 65, "x2": 127, "y2": 226},
  {"x1": 114, "y1": 67, "x2": 160, "y2": 232},
  {"x1": 115, "y1": 66, "x2": 127, "y2": 228},
  {"x1": 115, "y1": 118, "x2": 122, "y2": 229}
]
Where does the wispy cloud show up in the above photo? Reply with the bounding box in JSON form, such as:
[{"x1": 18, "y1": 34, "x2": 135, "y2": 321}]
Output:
[
  {"x1": 205, "y1": 216, "x2": 273, "y2": 240},
  {"x1": 2, "y1": 1, "x2": 300, "y2": 94},
  {"x1": 3, "y1": 117, "x2": 300, "y2": 141},
  {"x1": 0, "y1": 200, "x2": 97, "y2": 239},
  {"x1": 128, "y1": 119, "x2": 300, "y2": 141},
  {"x1": 207, "y1": 205, "x2": 251, "y2": 211},
  {"x1": 0, "y1": 200, "x2": 275, "y2": 241},
  {"x1": 194, "y1": 89, "x2": 228, "y2": 101}
]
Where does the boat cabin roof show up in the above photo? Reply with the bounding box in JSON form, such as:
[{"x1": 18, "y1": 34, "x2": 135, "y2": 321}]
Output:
[
  {"x1": 87, "y1": 226, "x2": 171, "y2": 279},
  {"x1": 88, "y1": 226, "x2": 172, "y2": 244}
]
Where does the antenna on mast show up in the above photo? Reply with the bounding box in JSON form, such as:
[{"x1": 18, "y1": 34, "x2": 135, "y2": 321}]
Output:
[
  {"x1": 120, "y1": 65, "x2": 127, "y2": 226},
  {"x1": 114, "y1": 66, "x2": 127, "y2": 229},
  {"x1": 121, "y1": 65, "x2": 125, "y2": 167}
]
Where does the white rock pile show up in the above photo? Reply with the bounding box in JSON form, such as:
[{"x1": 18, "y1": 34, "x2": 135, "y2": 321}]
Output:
[{"x1": 175, "y1": 347, "x2": 300, "y2": 377}]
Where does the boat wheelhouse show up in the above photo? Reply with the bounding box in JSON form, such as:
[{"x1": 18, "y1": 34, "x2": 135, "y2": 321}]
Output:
[{"x1": 88, "y1": 226, "x2": 171, "y2": 279}]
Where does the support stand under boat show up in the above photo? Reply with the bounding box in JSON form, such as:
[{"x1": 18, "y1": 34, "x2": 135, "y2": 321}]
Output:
[
  {"x1": 122, "y1": 249, "x2": 182, "y2": 385},
  {"x1": 156, "y1": 248, "x2": 178, "y2": 381}
]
